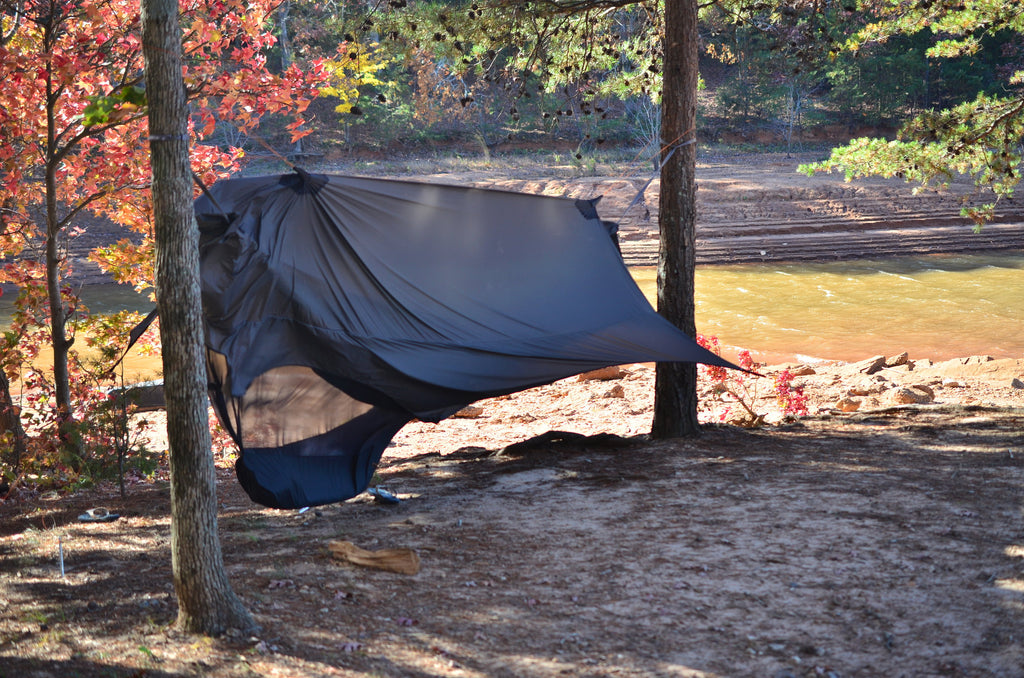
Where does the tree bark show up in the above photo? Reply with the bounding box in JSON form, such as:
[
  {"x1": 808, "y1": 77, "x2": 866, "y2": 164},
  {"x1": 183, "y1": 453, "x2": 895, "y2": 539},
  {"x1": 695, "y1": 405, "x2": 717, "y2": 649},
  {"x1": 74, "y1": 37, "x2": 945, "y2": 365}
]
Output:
[
  {"x1": 141, "y1": 0, "x2": 256, "y2": 635},
  {"x1": 44, "y1": 169, "x2": 71, "y2": 417},
  {"x1": 0, "y1": 369, "x2": 27, "y2": 470},
  {"x1": 43, "y1": 27, "x2": 76, "y2": 450},
  {"x1": 278, "y1": 0, "x2": 303, "y2": 156},
  {"x1": 651, "y1": 0, "x2": 701, "y2": 439}
]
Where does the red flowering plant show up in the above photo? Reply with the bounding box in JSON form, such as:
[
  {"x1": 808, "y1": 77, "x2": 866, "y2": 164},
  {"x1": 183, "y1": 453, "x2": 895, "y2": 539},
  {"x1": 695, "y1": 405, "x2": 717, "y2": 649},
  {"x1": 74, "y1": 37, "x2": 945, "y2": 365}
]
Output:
[
  {"x1": 774, "y1": 368, "x2": 810, "y2": 419},
  {"x1": 696, "y1": 335, "x2": 809, "y2": 427}
]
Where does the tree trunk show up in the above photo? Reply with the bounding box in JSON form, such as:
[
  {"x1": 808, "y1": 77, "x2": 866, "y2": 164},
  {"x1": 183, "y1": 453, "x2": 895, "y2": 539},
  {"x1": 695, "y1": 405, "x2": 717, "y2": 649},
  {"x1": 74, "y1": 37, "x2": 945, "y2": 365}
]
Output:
[
  {"x1": 44, "y1": 46, "x2": 75, "y2": 451},
  {"x1": 0, "y1": 369, "x2": 27, "y2": 470},
  {"x1": 44, "y1": 181, "x2": 71, "y2": 416},
  {"x1": 651, "y1": 0, "x2": 701, "y2": 439},
  {"x1": 278, "y1": 1, "x2": 302, "y2": 156},
  {"x1": 141, "y1": 0, "x2": 256, "y2": 635}
]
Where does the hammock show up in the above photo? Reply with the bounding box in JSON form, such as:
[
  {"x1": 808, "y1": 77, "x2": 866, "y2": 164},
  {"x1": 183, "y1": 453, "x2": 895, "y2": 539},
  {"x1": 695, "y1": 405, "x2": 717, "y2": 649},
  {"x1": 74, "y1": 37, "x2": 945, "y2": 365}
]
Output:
[{"x1": 193, "y1": 170, "x2": 732, "y2": 508}]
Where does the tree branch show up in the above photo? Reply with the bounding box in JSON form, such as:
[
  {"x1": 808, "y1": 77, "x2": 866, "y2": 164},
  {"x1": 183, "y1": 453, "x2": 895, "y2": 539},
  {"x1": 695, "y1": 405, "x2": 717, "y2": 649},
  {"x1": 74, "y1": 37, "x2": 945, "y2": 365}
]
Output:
[
  {"x1": 497, "y1": 0, "x2": 646, "y2": 15},
  {"x1": 957, "y1": 96, "x2": 1024, "y2": 153},
  {"x1": 0, "y1": 0, "x2": 24, "y2": 46}
]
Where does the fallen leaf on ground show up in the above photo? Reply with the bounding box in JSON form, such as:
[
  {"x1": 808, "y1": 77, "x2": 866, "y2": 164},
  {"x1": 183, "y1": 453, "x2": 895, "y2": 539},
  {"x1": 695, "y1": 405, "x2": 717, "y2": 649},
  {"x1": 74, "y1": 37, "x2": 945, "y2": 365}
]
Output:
[{"x1": 328, "y1": 540, "x2": 421, "y2": 575}]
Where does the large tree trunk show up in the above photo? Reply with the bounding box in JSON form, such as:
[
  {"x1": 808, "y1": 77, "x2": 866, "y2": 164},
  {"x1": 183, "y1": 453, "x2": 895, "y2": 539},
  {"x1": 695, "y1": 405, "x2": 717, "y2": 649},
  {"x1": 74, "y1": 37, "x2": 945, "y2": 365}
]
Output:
[
  {"x1": 141, "y1": 0, "x2": 256, "y2": 635},
  {"x1": 651, "y1": 0, "x2": 701, "y2": 439}
]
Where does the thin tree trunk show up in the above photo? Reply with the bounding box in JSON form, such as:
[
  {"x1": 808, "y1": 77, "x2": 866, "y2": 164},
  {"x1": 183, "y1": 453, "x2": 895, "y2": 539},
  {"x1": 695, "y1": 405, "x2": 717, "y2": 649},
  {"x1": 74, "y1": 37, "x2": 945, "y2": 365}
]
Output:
[
  {"x1": 44, "y1": 184, "x2": 71, "y2": 416},
  {"x1": 44, "y1": 41, "x2": 75, "y2": 445},
  {"x1": 278, "y1": 1, "x2": 302, "y2": 156},
  {"x1": 651, "y1": 0, "x2": 700, "y2": 439},
  {"x1": 0, "y1": 369, "x2": 27, "y2": 470},
  {"x1": 141, "y1": 0, "x2": 256, "y2": 635}
]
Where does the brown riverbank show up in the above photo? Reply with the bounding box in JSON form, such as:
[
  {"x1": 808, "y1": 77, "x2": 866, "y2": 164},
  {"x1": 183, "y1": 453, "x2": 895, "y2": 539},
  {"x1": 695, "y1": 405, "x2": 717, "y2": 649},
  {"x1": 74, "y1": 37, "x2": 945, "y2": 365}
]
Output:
[
  {"x1": 326, "y1": 150, "x2": 1024, "y2": 267},
  {"x1": 124, "y1": 351, "x2": 1024, "y2": 455},
  {"x1": 46, "y1": 149, "x2": 1024, "y2": 285}
]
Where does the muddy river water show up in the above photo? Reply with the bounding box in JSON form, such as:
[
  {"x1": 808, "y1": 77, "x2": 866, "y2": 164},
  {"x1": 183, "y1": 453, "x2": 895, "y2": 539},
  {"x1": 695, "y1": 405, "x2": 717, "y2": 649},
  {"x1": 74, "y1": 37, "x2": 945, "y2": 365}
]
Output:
[
  {"x1": 634, "y1": 252, "x2": 1024, "y2": 363},
  {"x1": 2, "y1": 253, "x2": 1022, "y2": 371}
]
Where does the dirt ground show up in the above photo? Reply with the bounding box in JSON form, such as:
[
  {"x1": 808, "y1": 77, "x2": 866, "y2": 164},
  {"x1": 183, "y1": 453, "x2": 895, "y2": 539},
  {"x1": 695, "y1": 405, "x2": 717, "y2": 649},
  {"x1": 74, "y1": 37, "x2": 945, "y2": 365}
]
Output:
[
  {"x1": 3, "y1": 152, "x2": 1024, "y2": 677},
  {"x1": 2, "y1": 353, "x2": 1023, "y2": 678}
]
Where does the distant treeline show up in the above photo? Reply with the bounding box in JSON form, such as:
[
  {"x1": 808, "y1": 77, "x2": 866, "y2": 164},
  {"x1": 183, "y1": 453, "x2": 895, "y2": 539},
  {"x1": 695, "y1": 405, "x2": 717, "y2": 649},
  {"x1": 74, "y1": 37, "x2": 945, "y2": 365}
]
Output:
[{"x1": 255, "y1": 2, "x2": 1021, "y2": 158}]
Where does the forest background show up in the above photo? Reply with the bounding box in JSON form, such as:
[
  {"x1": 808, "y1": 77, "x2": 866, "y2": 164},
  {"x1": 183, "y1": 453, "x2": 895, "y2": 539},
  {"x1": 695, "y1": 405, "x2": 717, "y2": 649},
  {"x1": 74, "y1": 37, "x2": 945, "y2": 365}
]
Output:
[{"x1": 1, "y1": 0, "x2": 1022, "y2": 492}]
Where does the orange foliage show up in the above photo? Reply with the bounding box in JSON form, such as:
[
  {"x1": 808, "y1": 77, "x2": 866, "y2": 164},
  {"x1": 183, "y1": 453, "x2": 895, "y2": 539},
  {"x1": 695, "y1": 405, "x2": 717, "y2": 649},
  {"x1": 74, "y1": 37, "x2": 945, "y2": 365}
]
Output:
[
  {"x1": 0, "y1": 0, "x2": 329, "y2": 476},
  {"x1": 0, "y1": 0, "x2": 328, "y2": 290},
  {"x1": 408, "y1": 49, "x2": 474, "y2": 127}
]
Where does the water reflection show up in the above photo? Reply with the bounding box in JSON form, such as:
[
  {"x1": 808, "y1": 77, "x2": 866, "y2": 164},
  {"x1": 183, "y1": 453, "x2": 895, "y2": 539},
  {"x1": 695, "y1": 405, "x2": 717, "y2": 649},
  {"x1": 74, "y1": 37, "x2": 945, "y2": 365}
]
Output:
[
  {"x1": 0, "y1": 283, "x2": 153, "y2": 322},
  {"x1": 0, "y1": 284, "x2": 159, "y2": 381},
  {"x1": 631, "y1": 253, "x2": 1024, "y2": 364}
]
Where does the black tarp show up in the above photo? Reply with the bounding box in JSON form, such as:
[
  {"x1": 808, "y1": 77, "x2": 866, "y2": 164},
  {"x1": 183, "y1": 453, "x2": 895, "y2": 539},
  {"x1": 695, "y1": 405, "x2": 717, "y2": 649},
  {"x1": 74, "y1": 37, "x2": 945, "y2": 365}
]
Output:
[{"x1": 195, "y1": 170, "x2": 734, "y2": 509}]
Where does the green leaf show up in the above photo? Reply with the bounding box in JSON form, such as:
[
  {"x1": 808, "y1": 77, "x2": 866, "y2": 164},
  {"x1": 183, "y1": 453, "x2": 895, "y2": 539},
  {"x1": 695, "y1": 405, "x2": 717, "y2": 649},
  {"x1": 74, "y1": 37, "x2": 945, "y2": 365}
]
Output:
[
  {"x1": 120, "y1": 85, "x2": 147, "y2": 107},
  {"x1": 83, "y1": 96, "x2": 116, "y2": 126},
  {"x1": 82, "y1": 87, "x2": 147, "y2": 127}
]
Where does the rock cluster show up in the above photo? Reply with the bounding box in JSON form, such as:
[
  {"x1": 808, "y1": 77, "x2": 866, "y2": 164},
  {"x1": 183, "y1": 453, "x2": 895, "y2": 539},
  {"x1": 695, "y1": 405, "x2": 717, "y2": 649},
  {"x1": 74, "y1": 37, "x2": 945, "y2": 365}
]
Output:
[{"x1": 772, "y1": 353, "x2": 1024, "y2": 415}]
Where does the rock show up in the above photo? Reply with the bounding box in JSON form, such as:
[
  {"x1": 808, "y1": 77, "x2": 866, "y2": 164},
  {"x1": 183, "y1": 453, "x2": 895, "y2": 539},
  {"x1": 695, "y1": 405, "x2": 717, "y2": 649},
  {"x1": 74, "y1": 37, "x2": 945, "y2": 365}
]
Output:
[
  {"x1": 846, "y1": 355, "x2": 887, "y2": 375},
  {"x1": 453, "y1": 405, "x2": 484, "y2": 418},
  {"x1": 726, "y1": 412, "x2": 764, "y2": 427},
  {"x1": 920, "y1": 357, "x2": 1024, "y2": 381},
  {"x1": 941, "y1": 378, "x2": 963, "y2": 388},
  {"x1": 835, "y1": 397, "x2": 861, "y2": 412},
  {"x1": 774, "y1": 363, "x2": 816, "y2": 376},
  {"x1": 887, "y1": 352, "x2": 909, "y2": 367},
  {"x1": 911, "y1": 383, "x2": 935, "y2": 398},
  {"x1": 849, "y1": 375, "x2": 889, "y2": 396},
  {"x1": 1012, "y1": 378, "x2": 1024, "y2": 390},
  {"x1": 887, "y1": 386, "x2": 934, "y2": 405},
  {"x1": 603, "y1": 384, "x2": 625, "y2": 398},
  {"x1": 577, "y1": 366, "x2": 624, "y2": 382},
  {"x1": 109, "y1": 379, "x2": 165, "y2": 412}
]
